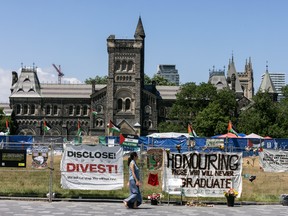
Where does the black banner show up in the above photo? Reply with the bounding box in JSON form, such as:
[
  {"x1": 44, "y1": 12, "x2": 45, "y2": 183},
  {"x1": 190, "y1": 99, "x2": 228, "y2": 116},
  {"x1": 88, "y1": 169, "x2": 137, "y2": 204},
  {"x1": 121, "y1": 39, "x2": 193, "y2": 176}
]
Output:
[{"x1": 0, "y1": 149, "x2": 26, "y2": 168}]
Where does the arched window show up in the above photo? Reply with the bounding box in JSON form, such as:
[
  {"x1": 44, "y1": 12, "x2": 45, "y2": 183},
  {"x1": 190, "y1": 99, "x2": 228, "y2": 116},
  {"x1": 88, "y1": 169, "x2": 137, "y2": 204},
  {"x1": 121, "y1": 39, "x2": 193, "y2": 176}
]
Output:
[
  {"x1": 144, "y1": 120, "x2": 148, "y2": 128},
  {"x1": 46, "y1": 105, "x2": 51, "y2": 115},
  {"x1": 122, "y1": 61, "x2": 127, "y2": 71},
  {"x1": 125, "y1": 99, "x2": 131, "y2": 111},
  {"x1": 145, "y1": 105, "x2": 151, "y2": 114},
  {"x1": 30, "y1": 104, "x2": 35, "y2": 115},
  {"x1": 95, "y1": 119, "x2": 104, "y2": 128},
  {"x1": 117, "y1": 99, "x2": 123, "y2": 111},
  {"x1": 76, "y1": 105, "x2": 81, "y2": 116},
  {"x1": 69, "y1": 106, "x2": 74, "y2": 116},
  {"x1": 53, "y1": 105, "x2": 58, "y2": 115},
  {"x1": 16, "y1": 104, "x2": 21, "y2": 115},
  {"x1": 115, "y1": 61, "x2": 121, "y2": 71},
  {"x1": 83, "y1": 105, "x2": 88, "y2": 116},
  {"x1": 23, "y1": 104, "x2": 28, "y2": 114},
  {"x1": 128, "y1": 61, "x2": 133, "y2": 72},
  {"x1": 149, "y1": 120, "x2": 152, "y2": 128},
  {"x1": 96, "y1": 105, "x2": 102, "y2": 113}
]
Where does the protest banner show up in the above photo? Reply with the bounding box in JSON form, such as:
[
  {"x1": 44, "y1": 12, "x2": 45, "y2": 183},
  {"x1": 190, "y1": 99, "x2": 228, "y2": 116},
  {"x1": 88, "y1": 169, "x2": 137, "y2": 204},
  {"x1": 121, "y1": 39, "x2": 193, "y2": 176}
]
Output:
[
  {"x1": 163, "y1": 151, "x2": 242, "y2": 197},
  {"x1": 61, "y1": 144, "x2": 123, "y2": 190},
  {"x1": 259, "y1": 149, "x2": 288, "y2": 172}
]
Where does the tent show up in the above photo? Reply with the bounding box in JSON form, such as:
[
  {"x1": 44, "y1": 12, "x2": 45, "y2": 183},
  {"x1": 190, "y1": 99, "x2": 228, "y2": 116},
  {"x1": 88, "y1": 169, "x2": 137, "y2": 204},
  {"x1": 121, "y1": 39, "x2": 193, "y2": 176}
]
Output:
[
  {"x1": 244, "y1": 133, "x2": 263, "y2": 139},
  {"x1": 212, "y1": 133, "x2": 246, "y2": 138},
  {"x1": 244, "y1": 133, "x2": 268, "y2": 147},
  {"x1": 146, "y1": 132, "x2": 192, "y2": 138}
]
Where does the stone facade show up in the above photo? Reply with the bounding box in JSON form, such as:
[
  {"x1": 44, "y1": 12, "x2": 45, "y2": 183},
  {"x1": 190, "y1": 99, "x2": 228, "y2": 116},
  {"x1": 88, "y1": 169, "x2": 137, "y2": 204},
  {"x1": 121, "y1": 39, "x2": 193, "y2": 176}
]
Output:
[
  {"x1": 209, "y1": 56, "x2": 254, "y2": 100},
  {"x1": 8, "y1": 17, "x2": 180, "y2": 137}
]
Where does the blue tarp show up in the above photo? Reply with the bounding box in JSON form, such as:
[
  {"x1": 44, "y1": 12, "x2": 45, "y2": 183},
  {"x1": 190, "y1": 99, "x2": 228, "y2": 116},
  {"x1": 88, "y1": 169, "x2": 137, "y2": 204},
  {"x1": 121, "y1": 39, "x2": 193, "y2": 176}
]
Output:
[
  {"x1": 1, "y1": 135, "x2": 33, "y2": 150},
  {"x1": 141, "y1": 136, "x2": 188, "y2": 152},
  {"x1": 2, "y1": 135, "x2": 288, "y2": 155}
]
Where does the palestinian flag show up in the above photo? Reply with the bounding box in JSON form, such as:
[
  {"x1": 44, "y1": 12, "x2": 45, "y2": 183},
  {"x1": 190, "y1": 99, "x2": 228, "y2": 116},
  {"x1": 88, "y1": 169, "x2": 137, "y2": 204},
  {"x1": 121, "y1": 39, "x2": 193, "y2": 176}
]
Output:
[
  {"x1": 91, "y1": 110, "x2": 98, "y2": 116},
  {"x1": 109, "y1": 120, "x2": 120, "y2": 133},
  {"x1": 119, "y1": 133, "x2": 139, "y2": 147},
  {"x1": 227, "y1": 120, "x2": 238, "y2": 136},
  {"x1": 43, "y1": 121, "x2": 50, "y2": 132},
  {"x1": 188, "y1": 123, "x2": 198, "y2": 137},
  {"x1": 77, "y1": 120, "x2": 82, "y2": 136},
  {"x1": 5, "y1": 120, "x2": 10, "y2": 135}
]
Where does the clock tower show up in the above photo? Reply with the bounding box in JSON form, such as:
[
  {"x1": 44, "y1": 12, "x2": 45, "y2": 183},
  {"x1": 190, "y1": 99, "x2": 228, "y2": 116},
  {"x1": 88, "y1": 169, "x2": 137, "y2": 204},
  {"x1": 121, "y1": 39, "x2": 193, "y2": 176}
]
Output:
[{"x1": 105, "y1": 17, "x2": 145, "y2": 134}]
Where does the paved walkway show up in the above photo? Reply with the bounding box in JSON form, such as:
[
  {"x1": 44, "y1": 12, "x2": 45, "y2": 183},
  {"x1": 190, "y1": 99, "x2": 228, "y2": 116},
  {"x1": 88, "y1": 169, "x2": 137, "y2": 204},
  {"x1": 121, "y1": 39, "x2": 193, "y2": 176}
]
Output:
[{"x1": 0, "y1": 200, "x2": 288, "y2": 216}]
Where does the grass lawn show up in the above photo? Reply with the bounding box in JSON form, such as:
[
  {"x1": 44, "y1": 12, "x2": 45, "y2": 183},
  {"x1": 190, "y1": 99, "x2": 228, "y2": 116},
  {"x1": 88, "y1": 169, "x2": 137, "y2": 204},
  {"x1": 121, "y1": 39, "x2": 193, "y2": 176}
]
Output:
[{"x1": 0, "y1": 153, "x2": 287, "y2": 203}]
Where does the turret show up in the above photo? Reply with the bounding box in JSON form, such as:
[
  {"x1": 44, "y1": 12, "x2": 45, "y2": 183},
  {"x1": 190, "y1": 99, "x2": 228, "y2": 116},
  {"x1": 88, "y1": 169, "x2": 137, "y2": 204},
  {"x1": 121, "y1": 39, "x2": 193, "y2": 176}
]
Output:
[{"x1": 134, "y1": 17, "x2": 145, "y2": 39}]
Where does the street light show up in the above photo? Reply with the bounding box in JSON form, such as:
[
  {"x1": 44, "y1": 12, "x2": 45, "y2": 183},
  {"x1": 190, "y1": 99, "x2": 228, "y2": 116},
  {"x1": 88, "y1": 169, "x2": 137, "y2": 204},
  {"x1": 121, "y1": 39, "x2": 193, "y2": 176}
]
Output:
[{"x1": 134, "y1": 122, "x2": 141, "y2": 136}]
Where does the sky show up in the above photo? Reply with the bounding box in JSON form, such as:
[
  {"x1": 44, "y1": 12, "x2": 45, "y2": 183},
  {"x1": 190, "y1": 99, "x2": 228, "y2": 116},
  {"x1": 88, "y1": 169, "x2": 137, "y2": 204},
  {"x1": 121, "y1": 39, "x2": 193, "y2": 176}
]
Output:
[{"x1": 1, "y1": 0, "x2": 288, "y2": 103}]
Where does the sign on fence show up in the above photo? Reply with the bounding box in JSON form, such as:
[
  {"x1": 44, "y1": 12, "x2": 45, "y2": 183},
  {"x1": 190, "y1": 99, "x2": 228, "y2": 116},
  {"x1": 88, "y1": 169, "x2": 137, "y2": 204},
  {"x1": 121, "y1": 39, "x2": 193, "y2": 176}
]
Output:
[
  {"x1": 31, "y1": 146, "x2": 49, "y2": 168},
  {"x1": 163, "y1": 151, "x2": 243, "y2": 197},
  {"x1": 60, "y1": 144, "x2": 123, "y2": 190},
  {"x1": 0, "y1": 149, "x2": 26, "y2": 168},
  {"x1": 259, "y1": 149, "x2": 288, "y2": 172}
]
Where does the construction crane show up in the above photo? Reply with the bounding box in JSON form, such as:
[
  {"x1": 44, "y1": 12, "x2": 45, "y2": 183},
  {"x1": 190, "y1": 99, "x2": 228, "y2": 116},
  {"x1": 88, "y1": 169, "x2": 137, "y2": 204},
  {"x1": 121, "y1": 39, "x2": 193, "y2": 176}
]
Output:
[{"x1": 52, "y1": 64, "x2": 64, "y2": 84}]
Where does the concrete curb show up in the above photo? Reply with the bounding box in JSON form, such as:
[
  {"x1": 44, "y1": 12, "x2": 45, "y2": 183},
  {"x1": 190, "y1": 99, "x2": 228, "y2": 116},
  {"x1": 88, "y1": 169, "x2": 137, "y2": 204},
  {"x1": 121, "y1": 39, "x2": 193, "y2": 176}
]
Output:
[{"x1": 0, "y1": 196, "x2": 280, "y2": 205}]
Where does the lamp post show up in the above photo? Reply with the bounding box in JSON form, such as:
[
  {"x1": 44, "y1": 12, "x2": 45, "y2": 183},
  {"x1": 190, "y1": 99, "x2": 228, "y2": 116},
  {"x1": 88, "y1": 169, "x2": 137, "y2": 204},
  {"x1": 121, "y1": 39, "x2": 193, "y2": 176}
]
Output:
[{"x1": 133, "y1": 122, "x2": 141, "y2": 136}]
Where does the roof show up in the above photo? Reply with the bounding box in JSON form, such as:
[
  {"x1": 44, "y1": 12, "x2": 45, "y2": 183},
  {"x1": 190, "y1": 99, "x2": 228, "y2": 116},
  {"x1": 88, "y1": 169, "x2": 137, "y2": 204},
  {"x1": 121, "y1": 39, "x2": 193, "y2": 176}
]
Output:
[
  {"x1": 259, "y1": 71, "x2": 277, "y2": 93},
  {"x1": 147, "y1": 132, "x2": 192, "y2": 138},
  {"x1": 0, "y1": 103, "x2": 12, "y2": 116},
  {"x1": 9, "y1": 67, "x2": 180, "y2": 100},
  {"x1": 10, "y1": 67, "x2": 41, "y2": 98},
  {"x1": 208, "y1": 71, "x2": 228, "y2": 90},
  {"x1": 134, "y1": 17, "x2": 145, "y2": 38},
  {"x1": 156, "y1": 85, "x2": 180, "y2": 100},
  {"x1": 40, "y1": 83, "x2": 106, "y2": 98},
  {"x1": 227, "y1": 58, "x2": 244, "y2": 94}
]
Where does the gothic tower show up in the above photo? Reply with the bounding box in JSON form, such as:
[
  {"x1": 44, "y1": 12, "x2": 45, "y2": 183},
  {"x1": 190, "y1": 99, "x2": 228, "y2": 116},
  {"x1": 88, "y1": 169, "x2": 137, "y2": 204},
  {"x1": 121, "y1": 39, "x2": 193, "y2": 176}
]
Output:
[
  {"x1": 238, "y1": 57, "x2": 254, "y2": 100},
  {"x1": 105, "y1": 17, "x2": 145, "y2": 134},
  {"x1": 246, "y1": 57, "x2": 254, "y2": 99}
]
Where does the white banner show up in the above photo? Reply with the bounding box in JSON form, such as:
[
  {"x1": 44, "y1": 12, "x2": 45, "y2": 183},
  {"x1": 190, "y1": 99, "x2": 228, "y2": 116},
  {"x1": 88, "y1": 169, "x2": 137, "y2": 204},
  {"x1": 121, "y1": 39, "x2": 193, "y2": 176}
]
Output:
[
  {"x1": 259, "y1": 149, "x2": 288, "y2": 172},
  {"x1": 163, "y1": 151, "x2": 242, "y2": 197},
  {"x1": 61, "y1": 144, "x2": 123, "y2": 190}
]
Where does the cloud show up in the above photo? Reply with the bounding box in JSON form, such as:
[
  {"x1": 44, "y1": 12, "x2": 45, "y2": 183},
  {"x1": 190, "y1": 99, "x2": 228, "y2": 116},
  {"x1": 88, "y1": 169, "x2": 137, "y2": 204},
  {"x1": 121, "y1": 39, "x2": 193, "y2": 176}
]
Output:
[
  {"x1": 0, "y1": 68, "x2": 12, "y2": 103},
  {"x1": 37, "y1": 67, "x2": 82, "y2": 84},
  {"x1": 0, "y1": 67, "x2": 82, "y2": 103}
]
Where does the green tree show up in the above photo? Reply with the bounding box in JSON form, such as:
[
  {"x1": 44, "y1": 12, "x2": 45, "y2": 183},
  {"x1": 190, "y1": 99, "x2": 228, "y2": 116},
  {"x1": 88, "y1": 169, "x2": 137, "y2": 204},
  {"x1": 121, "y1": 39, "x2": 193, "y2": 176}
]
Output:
[
  {"x1": 281, "y1": 85, "x2": 288, "y2": 98},
  {"x1": 158, "y1": 121, "x2": 186, "y2": 133},
  {"x1": 0, "y1": 108, "x2": 11, "y2": 134},
  {"x1": 194, "y1": 102, "x2": 229, "y2": 137},
  {"x1": 193, "y1": 88, "x2": 237, "y2": 137},
  {"x1": 144, "y1": 74, "x2": 152, "y2": 84},
  {"x1": 144, "y1": 74, "x2": 176, "y2": 86},
  {"x1": 214, "y1": 88, "x2": 237, "y2": 117},
  {"x1": 272, "y1": 85, "x2": 288, "y2": 137},
  {"x1": 169, "y1": 82, "x2": 217, "y2": 123},
  {"x1": 237, "y1": 91, "x2": 279, "y2": 137},
  {"x1": 85, "y1": 75, "x2": 108, "y2": 84}
]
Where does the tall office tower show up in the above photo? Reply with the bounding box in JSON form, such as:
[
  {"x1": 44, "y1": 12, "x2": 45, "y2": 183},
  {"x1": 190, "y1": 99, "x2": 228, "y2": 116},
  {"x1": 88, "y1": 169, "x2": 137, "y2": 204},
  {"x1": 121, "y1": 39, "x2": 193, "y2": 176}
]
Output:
[
  {"x1": 261, "y1": 72, "x2": 286, "y2": 101},
  {"x1": 156, "y1": 65, "x2": 180, "y2": 86}
]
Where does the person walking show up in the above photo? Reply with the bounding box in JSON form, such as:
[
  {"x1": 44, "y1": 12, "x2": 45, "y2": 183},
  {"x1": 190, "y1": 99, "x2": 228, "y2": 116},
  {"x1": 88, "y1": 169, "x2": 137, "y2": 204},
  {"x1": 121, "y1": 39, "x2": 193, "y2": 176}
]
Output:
[{"x1": 123, "y1": 152, "x2": 142, "y2": 208}]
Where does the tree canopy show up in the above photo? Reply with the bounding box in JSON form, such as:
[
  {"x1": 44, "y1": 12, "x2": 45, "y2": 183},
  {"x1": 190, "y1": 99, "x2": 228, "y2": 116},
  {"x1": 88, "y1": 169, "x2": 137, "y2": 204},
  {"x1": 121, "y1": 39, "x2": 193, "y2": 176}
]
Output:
[
  {"x1": 159, "y1": 82, "x2": 288, "y2": 138},
  {"x1": 144, "y1": 74, "x2": 176, "y2": 86},
  {"x1": 85, "y1": 75, "x2": 108, "y2": 84}
]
